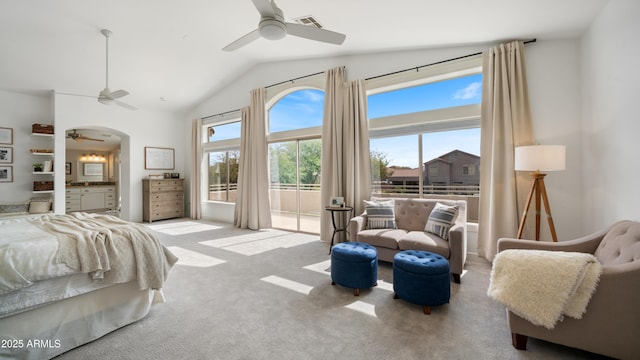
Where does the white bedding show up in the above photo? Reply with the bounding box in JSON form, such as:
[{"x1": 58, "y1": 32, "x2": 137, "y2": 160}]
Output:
[
  {"x1": 0, "y1": 281, "x2": 155, "y2": 360},
  {"x1": 0, "y1": 212, "x2": 177, "y2": 317},
  {"x1": 0, "y1": 217, "x2": 76, "y2": 295},
  {"x1": 0, "y1": 273, "x2": 111, "y2": 319}
]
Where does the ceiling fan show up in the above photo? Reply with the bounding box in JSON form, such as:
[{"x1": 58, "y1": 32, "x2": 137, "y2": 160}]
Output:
[
  {"x1": 66, "y1": 129, "x2": 105, "y2": 142},
  {"x1": 223, "y1": 0, "x2": 346, "y2": 51},
  {"x1": 97, "y1": 29, "x2": 137, "y2": 110}
]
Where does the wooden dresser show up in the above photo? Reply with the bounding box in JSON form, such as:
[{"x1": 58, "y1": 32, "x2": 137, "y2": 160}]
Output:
[{"x1": 142, "y1": 179, "x2": 184, "y2": 222}]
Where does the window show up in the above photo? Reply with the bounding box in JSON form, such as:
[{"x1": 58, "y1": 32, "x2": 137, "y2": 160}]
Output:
[
  {"x1": 206, "y1": 122, "x2": 241, "y2": 142},
  {"x1": 203, "y1": 117, "x2": 241, "y2": 203},
  {"x1": 367, "y1": 57, "x2": 482, "y2": 221},
  {"x1": 463, "y1": 165, "x2": 476, "y2": 176},
  {"x1": 207, "y1": 150, "x2": 239, "y2": 202},
  {"x1": 268, "y1": 89, "x2": 324, "y2": 134}
]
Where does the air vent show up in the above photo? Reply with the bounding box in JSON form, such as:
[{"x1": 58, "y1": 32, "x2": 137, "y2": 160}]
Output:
[{"x1": 293, "y1": 15, "x2": 323, "y2": 29}]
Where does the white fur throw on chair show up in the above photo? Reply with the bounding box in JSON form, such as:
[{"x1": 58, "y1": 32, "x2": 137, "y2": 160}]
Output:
[{"x1": 487, "y1": 249, "x2": 602, "y2": 329}]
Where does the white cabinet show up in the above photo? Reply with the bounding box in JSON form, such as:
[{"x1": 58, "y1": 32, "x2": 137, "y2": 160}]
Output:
[
  {"x1": 66, "y1": 186, "x2": 116, "y2": 212},
  {"x1": 81, "y1": 190, "x2": 105, "y2": 210},
  {"x1": 65, "y1": 188, "x2": 81, "y2": 212}
]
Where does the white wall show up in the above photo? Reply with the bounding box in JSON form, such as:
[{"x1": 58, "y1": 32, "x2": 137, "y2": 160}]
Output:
[
  {"x1": 580, "y1": 0, "x2": 640, "y2": 231},
  {"x1": 0, "y1": 90, "x2": 53, "y2": 203},
  {"x1": 526, "y1": 40, "x2": 585, "y2": 240},
  {"x1": 53, "y1": 94, "x2": 186, "y2": 222}
]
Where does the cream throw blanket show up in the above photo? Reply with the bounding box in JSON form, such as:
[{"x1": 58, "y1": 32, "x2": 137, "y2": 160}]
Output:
[
  {"x1": 487, "y1": 249, "x2": 602, "y2": 329},
  {"x1": 30, "y1": 212, "x2": 177, "y2": 290}
]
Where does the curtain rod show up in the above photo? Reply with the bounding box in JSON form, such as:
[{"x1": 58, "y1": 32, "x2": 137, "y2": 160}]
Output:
[
  {"x1": 365, "y1": 39, "x2": 536, "y2": 81},
  {"x1": 201, "y1": 68, "x2": 334, "y2": 120},
  {"x1": 202, "y1": 108, "x2": 241, "y2": 120}
]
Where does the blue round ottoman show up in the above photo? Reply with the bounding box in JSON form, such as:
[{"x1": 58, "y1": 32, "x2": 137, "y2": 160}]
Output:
[
  {"x1": 331, "y1": 242, "x2": 378, "y2": 296},
  {"x1": 393, "y1": 250, "x2": 450, "y2": 314}
]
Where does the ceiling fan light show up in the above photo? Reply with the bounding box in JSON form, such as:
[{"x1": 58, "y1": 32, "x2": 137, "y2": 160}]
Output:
[
  {"x1": 259, "y1": 19, "x2": 286, "y2": 40},
  {"x1": 99, "y1": 97, "x2": 115, "y2": 105}
]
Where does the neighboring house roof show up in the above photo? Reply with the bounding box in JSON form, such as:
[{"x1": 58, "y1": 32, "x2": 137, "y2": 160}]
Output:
[
  {"x1": 388, "y1": 168, "x2": 420, "y2": 179},
  {"x1": 424, "y1": 149, "x2": 480, "y2": 166}
]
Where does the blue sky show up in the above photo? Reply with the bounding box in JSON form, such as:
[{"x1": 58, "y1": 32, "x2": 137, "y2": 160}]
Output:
[{"x1": 209, "y1": 74, "x2": 482, "y2": 168}]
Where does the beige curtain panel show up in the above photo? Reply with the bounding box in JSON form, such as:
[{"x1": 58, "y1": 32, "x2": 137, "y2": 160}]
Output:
[
  {"x1": 343, "y1": 79, "x2": 371, "y2": 219},
  {"x1": 477, "y1": 41, "x2": 535, "y2": 261},
  {"x1": 320, "y1": 67, "x2": 346, "y2": 242},
  {"x1": 234, "y1": 88, "x2": 272, "y2": 230},
  {"x1": 190, "y1": 118, "x2": 202, "y2": 220},
  {"x1": 320, "y1": 67, "x2": 371, "y2": 245}
]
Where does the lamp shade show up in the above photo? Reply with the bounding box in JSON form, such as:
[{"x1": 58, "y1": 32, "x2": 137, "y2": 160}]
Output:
[{"x1": 514, "y1": 145, "x2": 566, "y2": 172}]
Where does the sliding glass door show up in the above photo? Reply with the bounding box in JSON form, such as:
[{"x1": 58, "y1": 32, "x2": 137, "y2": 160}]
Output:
[{"x1": 269, "y1": 139, "x2": 321, "y2": 233}]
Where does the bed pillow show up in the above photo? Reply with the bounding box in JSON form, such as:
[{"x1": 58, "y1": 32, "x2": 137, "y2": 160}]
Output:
[
  {"x1": 0, "y1": 202, "x2": 30, "y2": 216},
  {"x1": 29, "y1": 199, "x2": 51, "y2": 214},
  {"x1": 364, "y1": 199, "x2": 396, "y2": 229},
  {"x1": 425, "y1": 202, "x2": 459, "y2": 240}
]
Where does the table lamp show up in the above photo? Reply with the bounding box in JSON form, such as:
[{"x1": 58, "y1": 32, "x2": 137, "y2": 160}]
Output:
[{"x1": 514, "y1": 145, "x2": 566, "y2": 242}]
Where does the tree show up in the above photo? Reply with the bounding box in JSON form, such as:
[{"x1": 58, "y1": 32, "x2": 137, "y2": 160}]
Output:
[
  {"x1": 370, "y1": 150, "x2": 390, "y2": 183},
  {"x1": 299, "y1": 140, "x2": 321, "y2": 185},
  {"x1": 269, "y1": 140, "x2": 322, "y2": 186}
]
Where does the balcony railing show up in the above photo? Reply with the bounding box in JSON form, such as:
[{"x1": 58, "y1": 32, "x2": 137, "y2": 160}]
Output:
[{"x1": 208, "y1": 182, "x2": 479, "y2": 222}]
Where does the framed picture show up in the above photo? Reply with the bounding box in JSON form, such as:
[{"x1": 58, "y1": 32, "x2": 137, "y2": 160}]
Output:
[
  {"x1": 0, "y1": 166, "x2": 13, "y2": 182},
  {"x1": 0, "y1": 127, "x2": 12, "y2": 145},
  {"x1": 145, "y1": 147, "x2": 175, "y2": 170},
  {"x1": 65, "y1": 162, "x2": 72, "y2": 175},
  {"x1": 0, "y1": 147, "x2": 12, "y2": 164},
  {"x1": 330, "y1": 196, "x2": 345, "y2": 207},
  {"x1": 84, "y1": 163, "x2": 103, "y2": 176}
]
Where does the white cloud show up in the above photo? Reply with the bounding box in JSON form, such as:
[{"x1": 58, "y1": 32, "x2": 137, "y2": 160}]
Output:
[
  {"x1": 300, "y1": 89, "x2": 324, "y2": 103},
  {"x1": 453, "y1": 82, "x2": 482, "y2": 100},
  {"x1": 288, "y1": 89, "x2": 324, "y2": 103}
]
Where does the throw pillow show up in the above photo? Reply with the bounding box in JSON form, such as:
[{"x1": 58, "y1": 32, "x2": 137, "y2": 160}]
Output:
[
  {"x1": 364, "y1": 199, "x2": 396, "y2": 229},
  {"x1": 29, "y1": 200, "x2": 51, "y2": 214},
  {"x1": 425, "y1": 202, "x2": 459, "y2": 240}
]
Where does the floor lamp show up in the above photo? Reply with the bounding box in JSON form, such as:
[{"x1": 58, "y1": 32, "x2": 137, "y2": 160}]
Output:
[{"x1": 515, "y1": 145, "x2": 566, "y2": 242}]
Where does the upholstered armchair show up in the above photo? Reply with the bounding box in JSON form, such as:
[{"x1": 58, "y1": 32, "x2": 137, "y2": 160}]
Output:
[{"x1": 496, "y1": 220, "x2": 640, "y2": 360}]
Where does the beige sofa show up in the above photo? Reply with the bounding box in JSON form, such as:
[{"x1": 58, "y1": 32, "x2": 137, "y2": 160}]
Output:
[
  {"x1": 349, "y1": 198, "x2": 467, "y2": 283},
  {"x1": 497, "y1": 220, "x2": 640, "y2": 360}
]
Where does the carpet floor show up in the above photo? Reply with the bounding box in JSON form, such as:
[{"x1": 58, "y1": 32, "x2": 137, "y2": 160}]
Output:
[{"x1": 55, "y1": 218, "x2": 611, "y2": 360}]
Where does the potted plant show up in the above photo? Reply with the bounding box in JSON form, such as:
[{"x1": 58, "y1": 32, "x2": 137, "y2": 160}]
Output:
[{"x1": 33, "y1": 162, "x2": 43, "y2": 172}]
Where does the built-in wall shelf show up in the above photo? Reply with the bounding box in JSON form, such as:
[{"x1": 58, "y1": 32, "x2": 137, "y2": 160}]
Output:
[
  {"x1": 30, "y1": 126, "x2": 55, "y2": 200},
  {"x1": 31, "y1": 133, "x2": 54, "y2": 138}
]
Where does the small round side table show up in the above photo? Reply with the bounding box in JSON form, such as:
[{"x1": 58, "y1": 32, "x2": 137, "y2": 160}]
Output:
[{"x1": 325, "y1": 205, "x2": 353, "y2": 252}]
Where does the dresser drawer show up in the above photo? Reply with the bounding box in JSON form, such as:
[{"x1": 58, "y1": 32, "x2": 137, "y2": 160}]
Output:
[
  {"x1": 151, "y1": 200, "x2": 182, "y2": 210},
  {"x1": 150, "y1": 208, "x2": 184, "y2": 219},
  {"x1": 150, "y1": 191, "x2": 184, "y2": 201},
  {"x1": 149, "y1": 185, "x2": 184, "y2": 193}
]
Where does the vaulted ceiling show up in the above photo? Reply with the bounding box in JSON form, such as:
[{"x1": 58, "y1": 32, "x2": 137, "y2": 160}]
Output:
[{"x1": 0, "y1": 0, "x2": 608, "y2": 113}]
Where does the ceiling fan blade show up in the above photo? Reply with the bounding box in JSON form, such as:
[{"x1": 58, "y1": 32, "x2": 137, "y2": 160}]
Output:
[
  {"x1": 113, "y1": 99, "x2": 138, "y2": 111},
  {"x1": 251, "y1": 0, "x2": 275, "y2": 17},
  {"x1": 285, "y1": 22, "x2": 346, "y2": 45},
  {"x1": 79, "y1": 136, "x2": 105, "y2": 142},
  {"x1": 107, "y1": 89, "x2": 129, "y2": 99},
  {"x1": 223, "y1": 29, "x2": 261, "y2": 51}
]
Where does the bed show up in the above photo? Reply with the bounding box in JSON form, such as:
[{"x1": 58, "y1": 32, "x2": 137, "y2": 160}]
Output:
[{"x1": 0, "y1": 212, "x2": 178, "y2": 360}]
